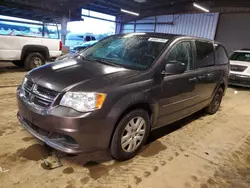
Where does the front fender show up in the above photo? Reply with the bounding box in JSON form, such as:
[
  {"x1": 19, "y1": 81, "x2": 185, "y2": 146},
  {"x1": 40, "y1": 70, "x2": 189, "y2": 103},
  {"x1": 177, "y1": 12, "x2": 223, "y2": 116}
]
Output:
[{"x1": 106, "y1": 91, "x2": 159, "y2": 128}]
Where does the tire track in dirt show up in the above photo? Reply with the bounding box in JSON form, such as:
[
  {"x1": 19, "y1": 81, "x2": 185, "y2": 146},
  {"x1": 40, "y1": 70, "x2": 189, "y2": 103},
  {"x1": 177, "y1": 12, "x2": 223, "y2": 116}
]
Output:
[
  {"x1": 82, "y1": 106, "x2": 238, "y2": 188},
  {"x1": 199, "y1": 133, "x2": 250, "y2": 188}
]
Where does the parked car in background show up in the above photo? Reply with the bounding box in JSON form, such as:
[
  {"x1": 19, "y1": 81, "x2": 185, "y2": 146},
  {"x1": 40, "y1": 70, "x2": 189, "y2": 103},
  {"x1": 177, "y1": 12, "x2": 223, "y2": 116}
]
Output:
[
  {"x1": 71, "y1": 40, "x2": 98, "y2": 53},
  {"x1": 0, "y1": 35, "x2": 62, "y2": 70},
  {"x1": 229, "y1": 50, "x2": 250, "y2": 87},
  {"x1": 17, "y1": 33, "x2": 229, "y2": 161},
  {"x1": 55, "y1": 52, "x2": 78, "y2": 62},
  {"x1": 55, "y1": 40, "x2": 98, "y2": 62},
  {"x1": 65, "y1": 33, "x2": 96, "y2": 49}
]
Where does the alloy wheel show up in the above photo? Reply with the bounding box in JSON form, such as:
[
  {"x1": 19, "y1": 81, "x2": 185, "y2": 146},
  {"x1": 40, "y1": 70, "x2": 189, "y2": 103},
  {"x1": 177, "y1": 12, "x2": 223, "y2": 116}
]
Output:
[{"x1": 121, "y1": 116, "x2": 146, "y2": 152}]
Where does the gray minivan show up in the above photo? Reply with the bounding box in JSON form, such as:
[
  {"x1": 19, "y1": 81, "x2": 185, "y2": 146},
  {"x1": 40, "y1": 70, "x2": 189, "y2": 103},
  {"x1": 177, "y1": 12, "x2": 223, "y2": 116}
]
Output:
[{"x1": 17, "y1": 33, "x2": 229, "y2": 161}]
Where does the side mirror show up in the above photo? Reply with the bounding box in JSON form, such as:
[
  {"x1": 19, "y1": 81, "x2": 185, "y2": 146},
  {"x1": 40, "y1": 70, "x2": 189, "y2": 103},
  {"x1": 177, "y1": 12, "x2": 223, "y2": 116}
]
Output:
[{"x1": 162, "y1": 61, "x2": 186, "y2": 75}]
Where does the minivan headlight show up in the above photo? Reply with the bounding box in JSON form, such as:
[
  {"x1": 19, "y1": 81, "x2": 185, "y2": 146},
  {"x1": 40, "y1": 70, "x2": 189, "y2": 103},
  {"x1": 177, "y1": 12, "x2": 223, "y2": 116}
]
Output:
[
  {"x1": 18, "y1": 77, "x2": 27, "y2": 97},
  {"x1": 21, "y1": 77, "x2": 27, "y2": 90},
  {"x1": 60, "y1": 92, "x2": 106, "y2": 112},
  {"x1": 247, "y1": 67, "x2": 250, "y2": 74}
]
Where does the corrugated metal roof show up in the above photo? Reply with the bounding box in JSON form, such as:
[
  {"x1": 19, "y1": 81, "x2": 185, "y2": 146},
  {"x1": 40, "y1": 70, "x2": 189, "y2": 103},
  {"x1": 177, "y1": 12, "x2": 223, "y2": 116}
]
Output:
[
  {"x1": 156, "y1": 13, "x2": 219, "y2": 39},
  {"x1": 121, "y1": 13, "x2": 219, "y2": 40}
]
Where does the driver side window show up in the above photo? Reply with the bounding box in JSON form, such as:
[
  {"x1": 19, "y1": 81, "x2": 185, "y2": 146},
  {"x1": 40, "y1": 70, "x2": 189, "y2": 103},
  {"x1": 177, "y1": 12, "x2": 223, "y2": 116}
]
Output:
[{"x1": 165, "y1": 41, "x2": 193, "y2": 71}]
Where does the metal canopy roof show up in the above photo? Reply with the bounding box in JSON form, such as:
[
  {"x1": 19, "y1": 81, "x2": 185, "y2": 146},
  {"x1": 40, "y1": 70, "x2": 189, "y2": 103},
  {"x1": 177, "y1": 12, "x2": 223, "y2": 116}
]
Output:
[
  {"x1": 1, "y1": 0, "x2": 250, "y2": 23},
  {"x1": 0, "y1": 5, "x2": 59, "y2": 23}
]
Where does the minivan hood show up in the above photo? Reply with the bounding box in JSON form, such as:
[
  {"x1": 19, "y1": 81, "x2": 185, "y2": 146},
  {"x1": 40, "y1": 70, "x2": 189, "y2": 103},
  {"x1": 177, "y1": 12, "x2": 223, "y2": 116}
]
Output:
[{"x1": 27, "y1": 58, "x2": 138, "y2": 92}]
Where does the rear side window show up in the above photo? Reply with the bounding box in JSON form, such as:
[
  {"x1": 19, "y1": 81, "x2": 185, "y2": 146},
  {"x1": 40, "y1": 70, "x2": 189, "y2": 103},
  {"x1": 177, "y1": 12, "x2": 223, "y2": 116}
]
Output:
[
  {"x1": 215, "y1": 44, "x2": 228, "y2": 65},
  {"x1": 195, "y1": 41, "x2": 214, "y2": 68}
]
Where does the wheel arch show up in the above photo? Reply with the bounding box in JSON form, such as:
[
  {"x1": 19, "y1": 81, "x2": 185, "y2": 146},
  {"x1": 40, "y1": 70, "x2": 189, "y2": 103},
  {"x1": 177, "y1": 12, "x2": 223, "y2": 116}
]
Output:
[
  {"x1": 217, "y1": 81, "x2": 226, "y2": 96},
  {"x1": 212, "y1": 81, "x2": 227, "y2": 98},
  {"x1": 115, "y1": 102, "x2": 153, "y2": 126},
  {"x1": 108, "y1": 100, "x2": 156, "y2": 147},
  {"x1": 21, "y1": 45, "x2": 49, "y2": 61}
]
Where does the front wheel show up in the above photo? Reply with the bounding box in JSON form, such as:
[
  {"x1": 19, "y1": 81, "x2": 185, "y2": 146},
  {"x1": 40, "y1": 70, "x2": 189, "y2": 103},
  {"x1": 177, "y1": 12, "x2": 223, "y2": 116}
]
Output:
[
  {"x1": 24, "y1": 53, "x2": 45, "y2": 70},
  {"x1": 206, "y1": 87, "x2": 224, "y2": 115},
  {"x1": 110, "y1": 109, "x2": 150, "y2": 161}
]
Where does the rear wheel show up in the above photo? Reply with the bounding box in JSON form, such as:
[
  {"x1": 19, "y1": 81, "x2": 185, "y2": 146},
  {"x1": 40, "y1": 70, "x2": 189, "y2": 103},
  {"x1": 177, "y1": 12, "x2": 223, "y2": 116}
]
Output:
[
  {"x1": 110, "y1": 109, "x2": 150, "y2": 161},
  {"x1": 24, "y1": 52, "x2": 45, "y2": 70},
  {"x1": 206, "y1": 87, "x2": 224, "y2": 115},
  {"x1": 12, "y1": 60, "x2": 24, "y2": 67}
]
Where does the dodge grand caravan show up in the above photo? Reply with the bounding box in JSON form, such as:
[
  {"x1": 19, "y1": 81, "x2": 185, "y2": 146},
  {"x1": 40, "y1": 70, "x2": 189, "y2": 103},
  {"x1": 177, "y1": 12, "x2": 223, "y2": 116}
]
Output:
[{"x1": 17, "y1": 33, "x2": 229, "y2": 161}]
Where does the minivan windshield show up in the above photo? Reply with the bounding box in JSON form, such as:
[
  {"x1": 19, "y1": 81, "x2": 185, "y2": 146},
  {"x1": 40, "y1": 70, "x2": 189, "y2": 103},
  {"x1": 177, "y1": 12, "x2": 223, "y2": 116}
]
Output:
[
  {"x1": 80, "y1": 34, "x2": 169, "y2": 70},
  {"x1": 230, "y1": 52, "x2": 250, "y2": 62}
]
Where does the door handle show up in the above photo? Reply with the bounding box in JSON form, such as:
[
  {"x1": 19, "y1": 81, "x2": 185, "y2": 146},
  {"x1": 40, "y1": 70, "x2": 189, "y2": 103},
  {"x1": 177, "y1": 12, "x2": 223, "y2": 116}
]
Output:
[
  {"x1": 189, "y1": 77, "x2": 197, "y2": 83},
  {"x1": 207, "y1": 73, "x2": 214, "y2": 79},
  {"x1": 198, "y1": 75, "x2": 206, "y2": 80}
]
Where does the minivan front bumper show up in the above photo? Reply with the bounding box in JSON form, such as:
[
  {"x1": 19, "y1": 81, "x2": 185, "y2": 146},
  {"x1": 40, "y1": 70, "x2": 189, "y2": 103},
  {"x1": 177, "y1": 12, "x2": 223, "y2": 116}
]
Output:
[
  {"x1": 17, "y1": 90, "x2": 116, "y2": 154},
  {"x1": 229, "y1": 74, "x2": 250, "y2": 87},
  {"x1": 17, "y1": 114, "x2": 82, "y2": 153}
]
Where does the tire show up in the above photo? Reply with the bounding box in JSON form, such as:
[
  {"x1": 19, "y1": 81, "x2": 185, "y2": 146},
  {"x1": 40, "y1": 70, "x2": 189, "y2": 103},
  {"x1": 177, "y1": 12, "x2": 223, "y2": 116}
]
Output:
[
  {"x1": 24, "y1": 52, "x2": 45, "y2": 70},
  {"x1": 111, "y1": 109, "x2": 150, "y2": 161},
  {"x1": 12, "y1": 60, "x2": 24, "y2": 67},
  {"x1": 205, "y1": 87, "x2": 224, "y2": 115}
]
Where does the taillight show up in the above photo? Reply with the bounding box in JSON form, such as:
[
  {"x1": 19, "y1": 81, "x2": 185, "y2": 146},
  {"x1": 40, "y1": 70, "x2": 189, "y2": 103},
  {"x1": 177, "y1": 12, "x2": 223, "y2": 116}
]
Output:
[{"x1": 59, "y1": 41, "x2": 62, "y2": 51}]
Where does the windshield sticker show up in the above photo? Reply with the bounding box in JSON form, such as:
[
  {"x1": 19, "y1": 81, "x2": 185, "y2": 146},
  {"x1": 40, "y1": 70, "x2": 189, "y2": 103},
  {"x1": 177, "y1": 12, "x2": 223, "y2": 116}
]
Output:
[{"x1": 148, "y1": 38, "x2": 168, "y2": 43}]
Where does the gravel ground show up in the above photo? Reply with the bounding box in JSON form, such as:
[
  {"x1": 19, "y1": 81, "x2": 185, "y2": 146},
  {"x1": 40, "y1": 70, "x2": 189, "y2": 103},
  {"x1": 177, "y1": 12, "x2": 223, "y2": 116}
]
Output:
[{"x1": 1, "y1": 62, "x2": 250, "y2": 188}]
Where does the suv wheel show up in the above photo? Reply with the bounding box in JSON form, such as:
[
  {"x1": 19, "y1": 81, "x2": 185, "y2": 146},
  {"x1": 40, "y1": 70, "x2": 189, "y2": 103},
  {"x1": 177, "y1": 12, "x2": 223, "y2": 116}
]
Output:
[
  {"x1": 111, "y1": 109, "x2": 150, "y2": 161},
  {"x1": 206, "y1": 87, "x2": 224, "y2": 115},
  {"x1": 24, "y1": 53, "x2": 45, "y2": 70}
]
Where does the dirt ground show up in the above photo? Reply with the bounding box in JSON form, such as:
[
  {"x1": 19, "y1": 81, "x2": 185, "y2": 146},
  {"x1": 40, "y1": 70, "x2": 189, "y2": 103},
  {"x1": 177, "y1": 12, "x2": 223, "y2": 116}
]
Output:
[{"x1": 1, "y1": 62, "x2": 250, "y2": 188}]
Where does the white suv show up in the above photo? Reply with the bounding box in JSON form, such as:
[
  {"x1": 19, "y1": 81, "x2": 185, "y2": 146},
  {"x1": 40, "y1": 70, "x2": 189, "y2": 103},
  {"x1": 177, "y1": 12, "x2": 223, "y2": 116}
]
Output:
[{"x1": 229, "y1": 50, "x2": 250, "y2": 87}]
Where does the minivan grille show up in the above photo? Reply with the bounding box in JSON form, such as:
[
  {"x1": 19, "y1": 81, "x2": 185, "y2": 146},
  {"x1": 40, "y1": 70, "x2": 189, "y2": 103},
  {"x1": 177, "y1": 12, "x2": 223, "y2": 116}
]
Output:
[
  {"x1": 24, "y1": 80, "x2": 33, "y2": 91},
  {"x1": 23, "y1": 79, "x2": 59, "y2": 108},
  {"x1": 230, "y1": 65, "x2": 247, "y2": 72},
  {"x1": 36, "y1": 86, "x2": 58, "y2": 98}
]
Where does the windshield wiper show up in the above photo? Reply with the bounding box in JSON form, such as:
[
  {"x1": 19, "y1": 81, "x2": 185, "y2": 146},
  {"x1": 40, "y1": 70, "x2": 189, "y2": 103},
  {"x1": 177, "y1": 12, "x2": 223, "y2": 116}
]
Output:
[
  {"x1": 79, "y1": 54, "x2": 90, "y2": 60},
  {"x1": 94, "y1": 59, "x2": 122, "y2": 67},
  {"x1": 79, "y1": 55, "x2": 122, "y2": 67}
]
